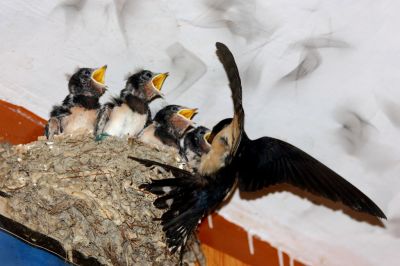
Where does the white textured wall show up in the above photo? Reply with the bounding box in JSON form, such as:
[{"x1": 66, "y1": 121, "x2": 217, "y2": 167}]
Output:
[{"x1": 1, "y1": 0, "x2": 400, "y2": 265}]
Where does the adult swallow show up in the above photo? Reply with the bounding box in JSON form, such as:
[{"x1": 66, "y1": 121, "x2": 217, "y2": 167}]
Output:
[{"x1": 131, "y1": 43, "x2": 386, "y2": 258}]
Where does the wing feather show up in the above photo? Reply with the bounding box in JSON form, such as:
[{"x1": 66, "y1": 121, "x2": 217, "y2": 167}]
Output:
[
  {"x1": 236, "y1": 136, "x2": 386, "y2": 218},
  {"x1": 215, "y1": 42, "x2": 245, "y2": 157}
]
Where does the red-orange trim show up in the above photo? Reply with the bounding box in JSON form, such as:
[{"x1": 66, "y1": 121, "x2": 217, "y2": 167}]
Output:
[
  {"x1": 198, "y1": 213, "x2": 305, "y2": 266},
  {"x1": 0, "y1": 100, "x2": 46, "y2": 145},
  {"x1": 0, "y1": 99, "x2": 305, "y2": 266}
]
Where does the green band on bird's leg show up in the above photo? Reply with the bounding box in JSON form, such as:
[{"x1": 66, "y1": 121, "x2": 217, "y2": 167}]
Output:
[{"x1": 95, "y1": 133, "x2": 110, "y2": 142}]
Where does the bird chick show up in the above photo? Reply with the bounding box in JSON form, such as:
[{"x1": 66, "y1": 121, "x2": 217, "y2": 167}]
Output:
[
  {"x1": 180, "y1": 126, "x2": 211, "y2": 170},
  {"x1": 95, "y1": 70, "x2": 168, "y2": 138},
  {"x1": 45, "y1": 66, "x2": 107, "y2": 139},
  {"x1": 139, "y1": 105, "x2": 197, "y2": 151}
]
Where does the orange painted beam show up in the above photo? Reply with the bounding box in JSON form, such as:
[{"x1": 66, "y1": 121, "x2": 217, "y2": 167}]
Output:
[
  {"x1": 198, "y1": 213, "x2": 305, "y2": 266},
  {"x1": 201, "y1": 244, "x2": 249, "y2": 266},
  {"x1": 0, "y1": 100, "x2": 46, "y2": 145},
  {"x1": 0, "y1": 99, "x2": 306, "y2": 266}
]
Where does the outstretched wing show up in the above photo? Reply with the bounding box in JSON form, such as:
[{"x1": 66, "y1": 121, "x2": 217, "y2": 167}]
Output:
[
  {"x1": 215, "y1": 42, "x2": 245, "y2": 157},
  {"x1": 197, "y1": 43, "x2": 245, "y2": 175},
  {"x1": 236, "y1": 136, "x2": 386, "y2": 219}
]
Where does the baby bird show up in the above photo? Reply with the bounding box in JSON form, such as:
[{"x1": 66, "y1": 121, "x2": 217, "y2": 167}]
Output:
[
  {"x1": 180, "y1": 126, "x2": 211, "y2": 170},
  {"x1": 45, "y1": 66, "x2": 107, "y2": 139},
  {"x1": 139, "y1": 105, "x2": 197, "y2": 151},
  {"x1": 95, "y1": 70, "x2": 168, "y2": 138}
]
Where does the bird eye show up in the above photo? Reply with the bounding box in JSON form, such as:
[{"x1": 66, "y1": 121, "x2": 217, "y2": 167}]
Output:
[
  {"x1": 142, "y1": 71, "x2": 152, "y2": 80},
  {"x1": 82, "y1": 70, "x2": 91, "y2": 78},
  {"x1": 172, "y1": 106, "x2": 179, "y2": 112}
]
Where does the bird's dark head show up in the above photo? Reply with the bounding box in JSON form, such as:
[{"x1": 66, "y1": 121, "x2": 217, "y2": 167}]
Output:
[
  {"x1": 124, "y1": 70, "x2": 168, "y2": 101},
  {"x1": 154, "y1": 105, "x2": 198, "y2": 138},
  {"x1": 184, "y1": 126, "x2": 211, "y2": 155},
  {"x1": 198, "y1": 117, "x2": 238, "y2": 175},
  {"x1": 68, "y1": 65, "x2": 107, "y2": 97},
  {"x1": 205, "y1": 118, "x2": 233, "y2": 145}
]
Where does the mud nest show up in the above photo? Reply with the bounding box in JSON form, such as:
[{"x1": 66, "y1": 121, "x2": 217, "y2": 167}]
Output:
[{"x1": 0, "y1": 134, "x2": 203, "y2": 265}]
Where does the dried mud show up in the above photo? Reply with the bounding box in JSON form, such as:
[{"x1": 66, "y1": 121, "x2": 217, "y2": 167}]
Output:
[{"x1": 0, "y1": 133, "x2": 203, "y2": 265}]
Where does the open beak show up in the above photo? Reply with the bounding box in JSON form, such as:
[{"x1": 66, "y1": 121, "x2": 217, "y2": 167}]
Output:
[
  {"x1": 152, "y1": 72, "x2": 168, "y2": 91},
  {"x1": 178, "y1": 108, "x2": 198, "y2": 121},
  {"x1": 205, "y1": 131, "x2": 218, "y2": 145},
  {"x1": 204, "y1": 132, "x2": 212, "y2": 145},
  {"x1": 91, "y1": 65, "x2": 107, "y2": 85},
  {"x1": 202, "y1": 131, "x2": 212, "y2": 152},
  {"x1": 172, "y1": 107, "x2": 198, "y2": 136}
]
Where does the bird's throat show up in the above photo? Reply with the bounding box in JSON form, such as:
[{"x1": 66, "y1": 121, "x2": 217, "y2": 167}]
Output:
[{"x1": 73, "y1": 95, "x2": 100, "y2": 110}]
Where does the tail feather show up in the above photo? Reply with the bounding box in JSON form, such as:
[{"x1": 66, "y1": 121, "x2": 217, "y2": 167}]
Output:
[
  {"x1": 140, "y1": 178, "x2": 184, "y2": 195},
  {"x1": 140, "y1": 175, "x2": 209, "y2": 254},
  {"x1": 153, "y1": 186, "x2": 193, "y2": 210},
  {"x1": 154, "y1": 195, "x2": 174, "y2": 209},
  {"x1": 129, "y1": 156, "x2": 192, "y2": 179}
]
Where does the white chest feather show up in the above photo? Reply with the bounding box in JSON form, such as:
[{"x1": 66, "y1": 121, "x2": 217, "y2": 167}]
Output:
[
  {"x1": 104, "y1": 104, "x2": 148, "y2": 137},
  {"x1": 62, "y1": 107, "x2": 97, "y2": 134}
]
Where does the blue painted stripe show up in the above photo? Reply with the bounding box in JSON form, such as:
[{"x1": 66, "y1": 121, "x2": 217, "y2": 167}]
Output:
[{"x1": 0, "y1": 230, "x2": 69, "y2": 266}]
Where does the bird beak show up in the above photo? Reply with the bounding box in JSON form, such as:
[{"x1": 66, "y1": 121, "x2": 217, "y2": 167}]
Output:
[
  {"x1": 91, "y1": 65, "x2": 107, "y2": 85},
  {"x1": 204, "y1": 132, "x2": 212, "y2": 145},
  {"x1": 152, "y1": 72, "x2": 168, "y2": 91},
  {"x1": 178, "y1": 108, "x2": 198, "y2": 121},
  {"x1": 202, "y1": 131, "x2": 212, "y2": 152},
  {"x1": 91, "y1": 65, "x2": 107, "y2": 95},
  {"x1": 146, "y1": 72, "x2": 168, "y2": 100},
  {"x1": 172, "y1": 108, "x2": 198, "y2": 136}
]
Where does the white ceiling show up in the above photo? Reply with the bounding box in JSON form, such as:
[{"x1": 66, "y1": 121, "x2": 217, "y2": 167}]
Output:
[{"x1": 1, "y1": 0, "x2": 400, "y2": 265}]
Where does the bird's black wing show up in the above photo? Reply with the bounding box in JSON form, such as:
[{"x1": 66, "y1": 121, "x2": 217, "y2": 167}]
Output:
[
  {"x1": 236, "y1": 136, "x2": 386, "y2": 218},
  {"x1": 215, "y1": 42, "x2": 245, "y2": 157},
  {"x1": 139, "y1": 179, "x2": 210, "y2": 258},
  {"x1": 131, "y1": 156, "x2": 207, "y2": 255},
  {"x1": 94, "y1": 102, "x2": 114, "y2": 136},
  {"x1": 150, "y1": 177, "x2": 209, "y2": 254}
]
